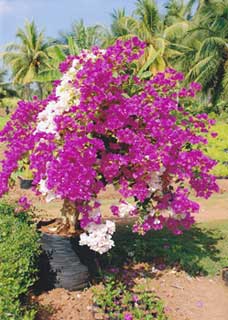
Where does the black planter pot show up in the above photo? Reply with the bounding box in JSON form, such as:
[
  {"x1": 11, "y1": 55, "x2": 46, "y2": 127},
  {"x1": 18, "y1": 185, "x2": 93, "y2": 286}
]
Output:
[
  {"x1": 18, "y1": 177, "x2": 33, "y2": 189},
  {"x1": 39, "y1": 232, "x2": 96, "y2": 291}
]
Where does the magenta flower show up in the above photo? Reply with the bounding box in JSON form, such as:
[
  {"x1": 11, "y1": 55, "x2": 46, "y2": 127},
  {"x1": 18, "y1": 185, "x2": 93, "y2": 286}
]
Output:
[
  {"x1": 18, "y1": 196, "x2": 31, "y2": 210},
  {"x1": 0, "y1": 37, "x2": 219, "y2": 253},
  {"x1": 124, "y1": 313, "x2": 133, "y2": 320},
  {"x1": 132, "y1": 294, "x2": 139, "y2": 303}
]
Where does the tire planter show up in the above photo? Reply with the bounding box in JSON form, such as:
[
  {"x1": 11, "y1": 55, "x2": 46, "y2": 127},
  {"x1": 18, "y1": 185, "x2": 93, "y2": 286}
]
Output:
[{"x1": 40, "y1": 232, "x2": 91, "y2": 291}]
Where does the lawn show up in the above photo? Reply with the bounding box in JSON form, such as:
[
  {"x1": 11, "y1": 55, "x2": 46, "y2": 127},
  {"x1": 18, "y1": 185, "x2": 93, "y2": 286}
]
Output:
[
  {"x1": 206, "y1": 121, "x2": 228, "y2": 177},
  {"x1": 0, "y1": 116, "x2": 9, "y2": 131}
]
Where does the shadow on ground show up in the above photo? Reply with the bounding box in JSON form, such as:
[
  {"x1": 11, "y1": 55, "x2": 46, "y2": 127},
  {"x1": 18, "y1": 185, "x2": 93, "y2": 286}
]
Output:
[{"x1": 98, "y1": 223, "x2": 225, "y2": 276}]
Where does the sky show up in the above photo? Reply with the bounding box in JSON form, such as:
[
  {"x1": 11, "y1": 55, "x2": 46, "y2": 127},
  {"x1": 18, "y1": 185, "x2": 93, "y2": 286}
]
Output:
[{"x1": 0, "y1": 0, "x2": 166, "y2": 47}]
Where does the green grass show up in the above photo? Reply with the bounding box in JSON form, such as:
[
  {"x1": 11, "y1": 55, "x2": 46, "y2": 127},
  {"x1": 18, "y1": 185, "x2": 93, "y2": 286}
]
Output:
[
  {"x1": 198, "y1": 220, "x2": 228, "y2": 275},
  {"x1": 0, "y1": 116, "x2": 9, "y2": 131},
  {"x1": 1, "y1": 97, "x2": 19, "y2": 110},
  {"x1": 99, "y1": 219, "x2": 228, "y2": 277},
  {"x1": 205, "y1": 122, "x2": 228, "y2": 177}
]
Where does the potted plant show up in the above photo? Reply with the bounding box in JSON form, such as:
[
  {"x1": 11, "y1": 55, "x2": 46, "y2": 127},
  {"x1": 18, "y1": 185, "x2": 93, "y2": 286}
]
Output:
[
  {"x1": 0, "y1": 37, "x2": 219, "y2": 289},
  {"x1": 18, "y1": 156, "x2": 34, "y2": 189}
]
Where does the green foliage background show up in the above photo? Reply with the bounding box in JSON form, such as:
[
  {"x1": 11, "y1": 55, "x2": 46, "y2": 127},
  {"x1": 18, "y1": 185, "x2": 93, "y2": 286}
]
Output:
[{"x1": 206, "y1": 122, "x2": 228, "y2": 177}]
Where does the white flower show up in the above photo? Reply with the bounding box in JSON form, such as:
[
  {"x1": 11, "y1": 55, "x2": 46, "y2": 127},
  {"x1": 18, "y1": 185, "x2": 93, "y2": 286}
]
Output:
[
  {"x1": 147, "y1": 171, "x2": 162, "y2": 192},
  {"x1": 38, "y1": 179, "x2": 60, "y2": 203},
  {"x1": 118, "y1": 202, "x2": 135, "y2": 218},
  {"x1": 79, "y1": 220, "x2": 116, "y2": 254},
  {"x1": 154, "y1": 218, "x2": 161, "y2": 225},
  {"x1": 39, "y1": 179, "x2": 49, "y2": 194},
  {"x1": 36, "y1": 70, "x2": 76, "y2": 135},
  {"x1": 106, "y1": 220, "x2": 116, "y2": 234},
  {"x1": 72, "y1": 59, "x2": 79, "y2": 68},
  {"x1": 166, "y1": 208, "x2": 186, "y2": 220},
  {"x1": 35, "y1": 49, "x2": 104, "y2": 136},
  {"x1": 149, "y1": 210, "x2": 155, "y2": 217},
  {"x1": 46, "y1": 191, "x2": 59, "y2": 203}
]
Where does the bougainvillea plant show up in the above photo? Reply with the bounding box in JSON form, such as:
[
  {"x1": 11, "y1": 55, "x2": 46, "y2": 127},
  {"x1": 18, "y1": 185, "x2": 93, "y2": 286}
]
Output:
[{"x1": 0, "y1": 37, "x2": 218, "y2": 254}]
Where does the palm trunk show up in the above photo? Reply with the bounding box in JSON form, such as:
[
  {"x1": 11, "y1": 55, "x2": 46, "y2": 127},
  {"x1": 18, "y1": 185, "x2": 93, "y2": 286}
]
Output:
[
  {"x1": 24, "y1": 83, "x2": 31, "y2": 100},
  {"x1": 37, "y1": 82, "x2": 43, "y2": 99}
]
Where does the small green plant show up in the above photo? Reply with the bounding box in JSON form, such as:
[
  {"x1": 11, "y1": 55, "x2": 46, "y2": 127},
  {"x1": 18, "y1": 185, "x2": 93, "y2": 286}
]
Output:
[
  {"x1": 93, "y1": 274, "x2": 168, "y2": 320},
  {"x1": 0, "y1": 203, "x2": 40, "y2": 319}
]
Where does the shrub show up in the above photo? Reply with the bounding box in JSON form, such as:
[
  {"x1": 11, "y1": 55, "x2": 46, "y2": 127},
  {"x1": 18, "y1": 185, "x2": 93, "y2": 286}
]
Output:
[
  {"x1": 0, "y1": 38, "x2": 218, "y2": 254},
  {"x1": 0, "y1": 203, "x2": 40, "y2": 320}
]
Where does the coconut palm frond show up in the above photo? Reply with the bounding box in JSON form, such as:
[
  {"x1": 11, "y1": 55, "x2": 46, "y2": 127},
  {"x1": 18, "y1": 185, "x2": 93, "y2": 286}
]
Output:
[
  {"x1": 135, "y1": 0, "x2": 160, "y2": 33},
  {"x1": 196, "y1": 36, "x2": 227, "y2": 60},
  {"x1": 164, "y1": 21, "x2": 189, "y2": 40},
  {"x1": 35, "y1": 69, "x2": 61, "y2": 83},
  {"x1": 187, "y1": 55, "x2": 220, "y2": 87},
  {"x1": 221, "y1": 64, "x2": 228, "y2": 100}
]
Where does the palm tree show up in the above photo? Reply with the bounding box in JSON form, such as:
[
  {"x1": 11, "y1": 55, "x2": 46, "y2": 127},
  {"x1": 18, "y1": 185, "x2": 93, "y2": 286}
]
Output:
[
  {"x1": 60, "y1": 20, "x2": 107, "y2": 51},
  {"x1": 36, "y1": 20, "x2": 108, "y2": 92},
  {"x1": 172, "y1": 0, "x2": 228, "y2": 106},
  {"x1": 108, "y1": 1, "x2": 166, "y2": 75},
  {"x1": 108, "y1": 0, "x2": 194, "y2": 77},
  {"x1": 0, "y1": 69, "x2": 17, "y2": 104},
  {"x1": 0, "y1": 69, "x2": 19, "y2": 114},
  {"x1": 34, "y1": 20, "x2": 108, "y2": 91},
  {"x1": 164, "y1": 0, "x2": 197, "y2": 25},
  {"x1": 1, "y1": 21, "x2": 54, "y2": 99},
  {"x1": 110, "y1": 9, "x2": 128, "y2": 38},
  {"x1": 34, "y1": 36, "x2": 78, "y2": 92}
]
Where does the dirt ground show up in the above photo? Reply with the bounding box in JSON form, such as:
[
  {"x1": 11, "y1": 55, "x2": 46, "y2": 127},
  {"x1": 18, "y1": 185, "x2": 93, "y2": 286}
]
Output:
[
  {"x1": 3, "y1": 179, "x2": 228, "y2": 224},
  {"x1": 196, "y1": 179, "x2": 228, "y2": 222},
  {"x1": 35, "y1": 288, "x2": 95, "y2": 320},
  {"x1": 35, "y1": 270, "x2": 228, "y2": 320},
  {"x1": 148, "y1": 271, "x2": 228, "y2": 320}
]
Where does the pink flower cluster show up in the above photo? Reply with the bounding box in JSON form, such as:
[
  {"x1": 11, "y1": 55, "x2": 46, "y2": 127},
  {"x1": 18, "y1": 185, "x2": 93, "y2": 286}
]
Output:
[
  {"x1": 0, "y1": 37, "x2": 218, "y2": 249},
  {"x1": 18, "y1": 196, "x2": 31, "y2": 210}
]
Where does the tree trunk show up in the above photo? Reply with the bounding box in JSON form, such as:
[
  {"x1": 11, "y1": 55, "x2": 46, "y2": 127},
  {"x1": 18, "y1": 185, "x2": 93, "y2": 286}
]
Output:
[
  {"x1": 37, "y1": 82, "x2": 43, "y2": 99},
  {"x1": 60, "y1": 199, "x2": 80, "y2": 234},
  {"x1": 24, "y1": 83, "x2": 31, "y2": 100}
]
